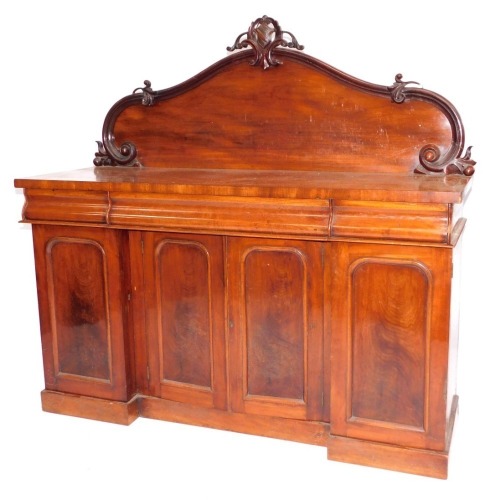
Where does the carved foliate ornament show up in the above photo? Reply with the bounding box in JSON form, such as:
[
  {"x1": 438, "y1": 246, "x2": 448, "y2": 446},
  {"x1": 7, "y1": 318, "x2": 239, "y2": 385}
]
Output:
[
  {"x1": 415, "y1": 145, "x2": 476, "y2": 176},
  {"x1": 133, "y1": 80, "x2": 156, "y2": 106},
  {"x1": 388, "y1": 74, "x2": 475, "y2": 176},
  {"x1": 227, "y1": 15, "x2": 304, "y2": 69},
  {"x1": 389, "y1": 74, "x2": 420, "y2": 103}
]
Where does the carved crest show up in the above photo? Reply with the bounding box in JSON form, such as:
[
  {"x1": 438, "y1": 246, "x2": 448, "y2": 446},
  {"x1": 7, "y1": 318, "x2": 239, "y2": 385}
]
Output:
[
  {"x1": 227, "y1": 15, "x2": 304, "y2": 69},
  {"x1": 387, "y1": 74, "x2": 475, "y2": 176}
]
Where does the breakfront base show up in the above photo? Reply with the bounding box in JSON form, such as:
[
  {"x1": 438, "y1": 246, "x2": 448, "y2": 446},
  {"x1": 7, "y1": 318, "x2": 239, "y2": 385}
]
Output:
[
  {"x1": 328, "y1": 435, "x2": 448, "y2": 479},
  {"x1": 139, "y1": 397, "x2": 330, "y2": 446},
  {"x1": 40, "y1": 390, "x2": 458, "y2": 478},
  {"x1": 41, "y1": 390, "x2": 329, "y2": 445},
  {"x1": 41, "y1": 390, "x2": 140, "y2": 426},
  {"x1": 328, "y1": 396, "x2": 459, "y2": 479}
]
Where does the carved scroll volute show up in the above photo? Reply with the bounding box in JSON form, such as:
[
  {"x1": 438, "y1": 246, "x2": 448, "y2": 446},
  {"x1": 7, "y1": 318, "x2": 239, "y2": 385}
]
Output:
[
  {"x1": 389, "y1": 74, "x2": 420, "y2": 104},
  {"x1": 416, "y1": 145, "x2": 476, "y2": 176},
  {"x1": 133, "y1": 80, "x2": 156, "y2": 106},
  {"x1": 93, "y1": 80, "x2": 157, "y2": 167},
  {"x1": 388, "y1": 74, "x2": 475, "y2": 176},
  {"x1": 227, "y1": 15, "x2": 304, "y2": 69}
]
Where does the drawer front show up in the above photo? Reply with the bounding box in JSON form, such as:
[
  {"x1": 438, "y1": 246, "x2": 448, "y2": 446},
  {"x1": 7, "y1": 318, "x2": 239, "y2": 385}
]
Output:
[{"x1": 109, "y1": 193, "x2": 330, "y2": 239}]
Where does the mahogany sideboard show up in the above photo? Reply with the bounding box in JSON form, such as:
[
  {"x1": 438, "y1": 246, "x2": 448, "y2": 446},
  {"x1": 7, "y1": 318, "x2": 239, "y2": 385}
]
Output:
[{"x1": 14, "y1": 16, "x2": 476, "y2": 478}]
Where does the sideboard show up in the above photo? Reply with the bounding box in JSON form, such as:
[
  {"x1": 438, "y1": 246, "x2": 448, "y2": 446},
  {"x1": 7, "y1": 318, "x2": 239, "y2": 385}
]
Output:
[{"x1": 14, "y1": 16, "x2": 475, "y2": 478}]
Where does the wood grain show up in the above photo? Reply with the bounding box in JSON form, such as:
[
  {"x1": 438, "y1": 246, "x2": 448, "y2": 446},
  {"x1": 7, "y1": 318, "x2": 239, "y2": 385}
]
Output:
[
  {"x1": 114, "y1": 60, "x2": 452, "y2": 174},
  {"x1": 227, "y1": 238, "x2": 324, "y2": 421},
  {"x1": 33, "y1": 225, "x2": 134, "y2": 401},
  {"x1": 138, "y1": 396, "x2": 329, "y2": 446},
  {"x1": 142, "y1": 232, "x2": 227, "y2": 410},
  {"x1": 350, "y1": 260, "x2": 428, "y2": 428},
  {"x1": 329, "y1": 242, "x2": 453, "y2": 451},
  {"x1": 47, "y1": 236, "x2": 111, "y2": 381},
  {"x1": 41, "y1": 390, "x2": 139, "y2": 425},
  {"x1": 15, "y1": 19, "x2": 473, "y2": 478},
  {"x1": 17, "y1": 168, "x2": 471, "y2": 204}
]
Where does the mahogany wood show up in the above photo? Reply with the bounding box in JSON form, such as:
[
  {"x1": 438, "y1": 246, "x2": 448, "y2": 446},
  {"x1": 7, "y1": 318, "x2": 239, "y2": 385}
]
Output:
[
  {"x1": 19, "y1": 169, "x2": 470, "y2": 203},
  {"x1": 138, "y1": 396, "x2": 330, "y2": 446},
  {"x1": 14, "y1": 16, "x2": 475, "y2": 479},
  {"x1": 41, "y1": 390, "x2": 139, "y2": 425},
  {"x1": 142, "y1": 232, "x2": 228, "y2": 410},
  {"x1": 227, "y1": 237, "x2": 324, "y2": 421},
  {"x1": 113, "y1": 59, "x2": 453, "y2": 174},
  {"x1": 32, "y1": 225, "x2": 135, "y2": 401},
  {"x1": 329, "y1": 242, "x2": 453, "y2": 450}
]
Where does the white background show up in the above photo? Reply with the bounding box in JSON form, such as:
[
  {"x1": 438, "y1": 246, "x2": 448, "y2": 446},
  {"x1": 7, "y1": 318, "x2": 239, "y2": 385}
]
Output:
[{"x1": 1, "y1": 1, "x2": 490, "y2": 498}]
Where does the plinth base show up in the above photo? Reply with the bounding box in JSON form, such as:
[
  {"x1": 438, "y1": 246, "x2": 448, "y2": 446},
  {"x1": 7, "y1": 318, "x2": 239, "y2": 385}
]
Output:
[{"x1": 40, "y1": 390, "x2": 457, "y2": 478}]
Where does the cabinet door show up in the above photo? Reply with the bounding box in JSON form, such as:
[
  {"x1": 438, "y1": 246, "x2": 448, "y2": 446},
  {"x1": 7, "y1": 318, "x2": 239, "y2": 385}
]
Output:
[
  {"x1": 32, "y1": 225, "x2": 133, "y2": 401},
  {"x1": 227, "y1": 237, "x2": 324, "y2": 420},
  {"x1": 330, "y1": 242, "x2": 453, "y2": 451},
  {"x1": 142, "y1": 232, "x2": 227, "y2": 410}
]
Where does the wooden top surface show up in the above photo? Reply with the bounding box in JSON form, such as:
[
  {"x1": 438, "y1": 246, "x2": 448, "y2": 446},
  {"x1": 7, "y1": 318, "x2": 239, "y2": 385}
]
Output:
[{"x1": 14, "y1": 167, "x2": 471, "y2": 204}]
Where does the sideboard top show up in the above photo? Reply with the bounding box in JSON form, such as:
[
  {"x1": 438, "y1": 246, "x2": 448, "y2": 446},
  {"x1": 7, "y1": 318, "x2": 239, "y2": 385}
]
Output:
[{"x1": 14, "y1": 166, "x2": 471, "y2": 204}]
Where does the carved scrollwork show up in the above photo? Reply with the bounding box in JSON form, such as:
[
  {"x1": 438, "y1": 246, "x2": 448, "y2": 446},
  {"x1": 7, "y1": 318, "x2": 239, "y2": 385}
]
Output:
[
  {"x1": 133, "y1": 80, "x2": 156, "y2": 106},
  {"x1": 93, "y1": 141, "x2": 116, "y2": 166},
  {"x1": 90, "y1": 17, "x2": 475, "y2": 176},
  {"x1": 389, "y1": 74, "x2": 420, "y2": 103},
  {"x1": 93, "y1": 79, "x2": 151, "y2": 167},
  {"x1": 227, "y1": 15, "x2": 304, "y2": 69},
  {"x1": 93, "y1": 139, "x2": 138, "y2": 167},
  {"x1": 415, "y1": 144, "x2": 475, "y2": 176}
]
